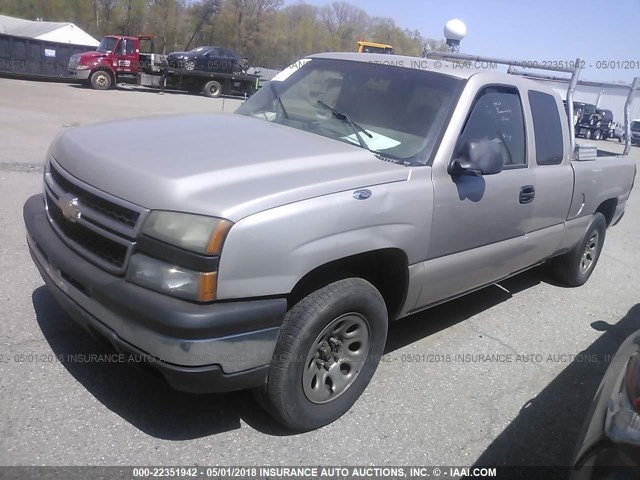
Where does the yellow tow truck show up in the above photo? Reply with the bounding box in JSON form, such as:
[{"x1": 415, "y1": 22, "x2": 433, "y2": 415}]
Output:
[{"x1": 356, "y1": 40, "x2": 394, "y2": 54}]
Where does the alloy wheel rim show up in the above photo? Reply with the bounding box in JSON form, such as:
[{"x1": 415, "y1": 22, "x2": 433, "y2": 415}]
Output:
[
  {"x1": 302, "y1": 312, "x2": 370, "y2": 404},
  {"x1": 579, "y1": 230, "x2": 599, "y2": 274}
]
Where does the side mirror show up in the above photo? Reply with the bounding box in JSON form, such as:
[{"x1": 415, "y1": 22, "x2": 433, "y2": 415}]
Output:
[{"x1": 449, "y1": 138, "x2": 508, "y2": 176}]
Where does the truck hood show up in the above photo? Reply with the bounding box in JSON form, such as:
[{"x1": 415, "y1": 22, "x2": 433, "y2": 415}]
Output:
[
  {"x1": 167, "y1": 51, "x2": 190, "y2": 59},
  {"x1": 50, "y1": 114, "x2": 409, "y2": 221},
  {"x1": 76, "y1": 51, "x2": 109, "y2": 63}
]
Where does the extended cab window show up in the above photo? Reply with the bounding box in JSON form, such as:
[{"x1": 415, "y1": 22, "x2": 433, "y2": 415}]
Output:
[
  {"x1": 458, "y1": 87, "x2": 526, "y2": 166},
  {"x1": 528, "y1": 90, "x2": 564, "y2": 166}
]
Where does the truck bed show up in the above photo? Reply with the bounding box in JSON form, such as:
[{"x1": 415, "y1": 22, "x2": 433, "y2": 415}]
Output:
[{"x1": 569, "y1": 142, "x2": 636, "y2": 225}]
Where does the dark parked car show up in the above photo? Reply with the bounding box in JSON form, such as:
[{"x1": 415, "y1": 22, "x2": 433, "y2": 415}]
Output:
[
  {"x1": 167, "y1": 46, "x2": 248, "y2": 74},
  {"x1": 575, "y1": 104, "x2": 615, "y2": 140},
  {"x1": 571, "y1": 329, "x2": 640, "y2": 479},
  {"x1": 632, "y1": 120, "x2": 640, "y2": 146},
  {"x1": 595, "y1": 109, "x2": 614, "y2": 140}
]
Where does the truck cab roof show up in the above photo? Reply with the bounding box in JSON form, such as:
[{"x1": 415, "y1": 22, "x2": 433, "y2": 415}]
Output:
[{"x1": 307, "y1": 52, "x2": 563, "y2": 98}]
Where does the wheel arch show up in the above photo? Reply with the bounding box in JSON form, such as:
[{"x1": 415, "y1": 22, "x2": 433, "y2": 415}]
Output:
[
  {"x1": 287, "y1": 248, "x2": 409, "y2": 321},
  {"x1": 596, "y1": 198, "x2": 618, "y2": 226}
]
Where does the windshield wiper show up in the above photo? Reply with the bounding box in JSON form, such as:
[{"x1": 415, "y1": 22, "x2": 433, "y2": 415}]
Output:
[
  {"x1": 316, "y1": 100, "x2": 372, "y2": 149},
  {"x1": 269, "y1": 82, "x2": 288, "y2": 119}
]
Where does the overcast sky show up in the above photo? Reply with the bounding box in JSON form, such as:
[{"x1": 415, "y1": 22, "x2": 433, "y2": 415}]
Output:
[{"x1": 286, "y1": 0, "x2": 639, "y2": 83}]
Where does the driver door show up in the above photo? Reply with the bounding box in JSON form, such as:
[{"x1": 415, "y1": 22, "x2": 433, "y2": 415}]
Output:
[
  {"x1": 416, "y1": 86, "x2": 536, "y2": 308},
  {"x1": 116, "y1": 38, "x2": 137, "y2": 74}
]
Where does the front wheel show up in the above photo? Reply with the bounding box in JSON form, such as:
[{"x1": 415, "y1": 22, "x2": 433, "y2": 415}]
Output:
[
  {"x1": 551, "y1": 212, "x2": 606, "y2": 287},
  {"x1": 257, "y1": 278, "x2": 388, "y2": 431},
  {"x1": 593, "y1": 129, "x2": 602, "y2": 140},
  {"x1": 90, "y1": 70, "x2": 112, "y2": 90}
]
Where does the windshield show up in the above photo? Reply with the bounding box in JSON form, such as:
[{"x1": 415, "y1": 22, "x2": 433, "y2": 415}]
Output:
[
  {"x1": 236, "y1": 58, "x2": 462, "y2": 164},
  {"x1": 190, "y1": 46, "x2": 211, "y2": 54},
  {"x1": 361, "y1": 46, "x2": 392, "y2": 54},
  {"x1": 96, "y1": 37, "x2": 118, "y2": 53},
  {"x1": 632, "y1": 121, "x2": 640, "y2": 132},
  {"x1": 582, "y1": 104, "x2": 596, "y2": 115}
]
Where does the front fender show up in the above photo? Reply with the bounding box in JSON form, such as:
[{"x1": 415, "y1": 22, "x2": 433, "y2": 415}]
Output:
[{"x1": 216, "y1": 174, "x2": 432, "y2": 299}]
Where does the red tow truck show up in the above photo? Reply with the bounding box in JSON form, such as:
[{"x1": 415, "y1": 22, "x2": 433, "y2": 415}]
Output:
[{"x1": 68, "y1": 34, "x2": 259, "y2": 98}]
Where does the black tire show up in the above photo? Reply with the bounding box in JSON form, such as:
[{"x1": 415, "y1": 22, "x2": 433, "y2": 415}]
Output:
[
  {"x1": 551, "y1": 212, "x2": 606, "y2": 287},
  {"x1": 202, "y1": 80, "x2": 222, "y2": 98},
  {"x1": 585, "y1": 129, "x2": 592, "y2": 140},
  {"x1": 593, "y1": 129, "x2": 601, "y2": 140},
  {"x1": 258, "y1": 278, "x2": 388, "y2": 431},
  {"x1": 90, "y1": 70, "x2": 112, "y2": 90}
]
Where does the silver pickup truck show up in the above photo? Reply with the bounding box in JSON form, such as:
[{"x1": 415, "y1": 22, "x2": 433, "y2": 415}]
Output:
[{"x1": 23, "y1": 52, "x2": 637, "y2": 431}]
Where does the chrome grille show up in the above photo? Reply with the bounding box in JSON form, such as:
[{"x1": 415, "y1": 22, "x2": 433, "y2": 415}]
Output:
[
  {"x1": 44, "y1": 158, "x2": 148, "y2": 274},
  {"x1": 50, "y1": 163, "x2": 139, "y2": 228},
  {"x1": 68, "y1": 55, "x2": 80, "y2": 70},
  {"x1": 46, "y1": 192, "x2": 128, "y2": 268}
]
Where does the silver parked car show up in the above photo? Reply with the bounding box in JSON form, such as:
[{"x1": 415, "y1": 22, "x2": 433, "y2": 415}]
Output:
[{"x1": 23, "y1": 52, "x2": 637, "y2": 430}]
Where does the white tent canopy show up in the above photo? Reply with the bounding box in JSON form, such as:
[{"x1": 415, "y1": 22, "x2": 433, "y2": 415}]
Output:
[{"x1": 0, "y1": 14, "x2": 99, "y2": 47}]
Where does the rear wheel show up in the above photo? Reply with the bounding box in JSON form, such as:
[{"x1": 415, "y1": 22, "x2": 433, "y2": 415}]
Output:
[
  {"x1": 257, "y1": 278, "x2": 388, "y2": 431},
  {"x1": 593, "y1": 129, "x2": 602, "y2": 140},
  {"x1": 202, "y1": 80, "x2": 222, "y2": 98},
  {"x1": 551, "y1": 212, "x2": 606, "y2": 287},
  {"x1": 90, "y1": 70, "x2": 112, "y2": 90}
]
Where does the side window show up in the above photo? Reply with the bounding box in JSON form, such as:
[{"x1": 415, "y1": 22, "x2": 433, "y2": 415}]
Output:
[
  {"x1": 458, "y1": 87, "x2": 526, "y2": 166},
  {"x1": 528, "y1": 91, "x2": 564, "y2": 166},
  {"x1": 126, "y1": 39, "x2": 135, "y2": 55}
]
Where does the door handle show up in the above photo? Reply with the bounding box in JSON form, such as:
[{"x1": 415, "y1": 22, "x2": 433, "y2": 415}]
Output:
[{"x1": 519, "y1": 185, "x2": 535, "y2": 204}]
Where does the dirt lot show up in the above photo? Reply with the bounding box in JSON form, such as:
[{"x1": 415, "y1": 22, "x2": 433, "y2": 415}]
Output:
[{"x1": 1, "y1": 77, "x2": 640, "y2": 469}]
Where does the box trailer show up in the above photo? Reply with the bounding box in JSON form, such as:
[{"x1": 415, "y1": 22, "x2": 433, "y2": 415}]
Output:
[{"x1": 0, "y1": 32, "x2": 94, "y2": 80}]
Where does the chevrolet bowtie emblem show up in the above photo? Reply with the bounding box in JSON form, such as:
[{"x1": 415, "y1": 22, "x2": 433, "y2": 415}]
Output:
[{"x1": 60, "y1": 193, "x2": 81, "y2": 222}]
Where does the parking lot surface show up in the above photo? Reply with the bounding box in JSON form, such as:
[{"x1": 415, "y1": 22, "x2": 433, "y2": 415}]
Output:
[{"x1": 1, "y1": 77, "x2": 639, "y2": 467}]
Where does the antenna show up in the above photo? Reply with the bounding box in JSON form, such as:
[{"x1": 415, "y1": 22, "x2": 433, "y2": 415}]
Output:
[{"x1": 444, "y1": 19, "x2": 467, "y2": 53}]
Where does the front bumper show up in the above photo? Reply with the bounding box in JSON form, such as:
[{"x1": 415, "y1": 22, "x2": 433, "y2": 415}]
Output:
[
  {"x1": 24, "y1": 194, "x2": 287, "y2": 393},
  {"x1": 68, "y1": 69, "x2": 91, "y2": 80}
]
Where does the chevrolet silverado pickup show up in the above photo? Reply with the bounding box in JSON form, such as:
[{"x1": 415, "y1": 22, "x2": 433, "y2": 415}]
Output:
[{"x1": 24, "y1": 52, "x2": 637, "y2": 431}]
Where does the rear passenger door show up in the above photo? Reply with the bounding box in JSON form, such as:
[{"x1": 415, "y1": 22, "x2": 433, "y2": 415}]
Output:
[{"x1": 526, "y1": 90, "x2": 574, "y2": 256}]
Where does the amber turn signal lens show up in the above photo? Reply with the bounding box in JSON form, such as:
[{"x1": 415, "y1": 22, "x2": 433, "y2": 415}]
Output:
[
  {"x1": 206, "y1": 220, "x2": 233, "y2": 255},
  {"x1": 198, "y1": 271, "x2": 217, "y2": 302}
]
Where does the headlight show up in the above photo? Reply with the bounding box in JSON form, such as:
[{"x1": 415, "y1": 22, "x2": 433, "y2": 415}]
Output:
[
  {"x1": 142, "y1": 211, "x2": 232, "y2": 255},
  {"x1": 625, "y1": 353, "x2": 640, "y2": 412},
  {"x1": 126, "y1": 254, "x2": 216, "y2": 302}
]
